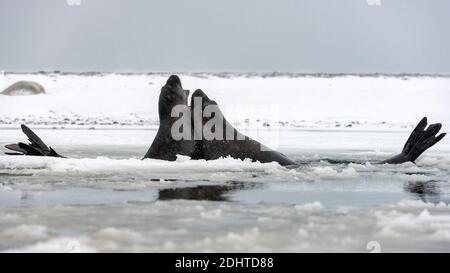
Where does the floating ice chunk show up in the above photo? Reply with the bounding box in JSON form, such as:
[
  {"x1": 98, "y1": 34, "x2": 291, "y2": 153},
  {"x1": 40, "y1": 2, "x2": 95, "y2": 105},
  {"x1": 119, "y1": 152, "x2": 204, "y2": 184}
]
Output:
[
  {"x1": 4, "y1": 237, "x2": 96, "y2": 253},
  {"x1": 0, "y1": 155, "x2": 282, "y2": 176},
  {"x1": 0, "y1": 225, "x2": 48, "y2": 240},
  {"x1": 0, "y1": 213, "x2": 20, "y2": 221},
  {"x1": 175, "y1": 154, "x2": 191, "y2": 162},
  {"x1": 297, "y1": 228, "x2": 309, "y2": 237},
  {"x1": 310, "y1": 166, "x2": 359, "y2": 180},
  {"x1": 311, "y1": 166, "x2": 338, "y2": 177},
  {"x1": 336, "y1": 206, "x2": 353, "y2": 214},
  {"x1": 339, "y1": 167, "x2": 359, "y2": 178},
  {"x1": 95, "y1": 227, "x2": 144, "y2": 242},
  {"x1": 295, "y1": 201, "x2": 323, "y2": 211},
  {"x1": 376, "y1": 207, "x2": 450, "y2": 241},
  {"x1": 200, "y1": 209, "x2": 222, "y2": 220},
  {"x1": 222, "y1": 227, "x2": 260, "y2": 243},
  {"x1": 396, "y1": 199, "x2": 449, "y2": 209}
]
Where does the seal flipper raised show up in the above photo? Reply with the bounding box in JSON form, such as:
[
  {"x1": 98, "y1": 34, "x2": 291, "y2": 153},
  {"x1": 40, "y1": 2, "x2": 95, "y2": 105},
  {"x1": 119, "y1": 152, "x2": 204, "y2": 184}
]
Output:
[
  {"x1": 379, "y1": 117, "x2": 446, "y2": 164},
  {"x1": 4, "y1": 124, "x2": 65, "y2": 157}
]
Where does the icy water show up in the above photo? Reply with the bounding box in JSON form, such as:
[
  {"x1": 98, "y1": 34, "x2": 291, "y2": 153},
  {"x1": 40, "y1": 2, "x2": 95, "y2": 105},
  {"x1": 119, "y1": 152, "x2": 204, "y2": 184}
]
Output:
[{"x1": 0, "y1": 128, "x2": 449, "y2": 252}]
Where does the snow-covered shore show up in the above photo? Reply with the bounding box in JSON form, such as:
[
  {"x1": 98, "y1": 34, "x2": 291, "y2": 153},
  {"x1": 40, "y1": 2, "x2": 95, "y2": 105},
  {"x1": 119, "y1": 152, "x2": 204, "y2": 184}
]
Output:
[{"x1": 1, "y1": 73, "x2": 449, "y2": 131}]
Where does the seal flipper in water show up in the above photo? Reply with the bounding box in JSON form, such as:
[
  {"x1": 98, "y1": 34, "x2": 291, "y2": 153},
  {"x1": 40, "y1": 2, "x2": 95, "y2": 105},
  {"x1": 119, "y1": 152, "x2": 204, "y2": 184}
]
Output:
[
  {"x1": 190, "y1": 89, "x2": 296, "y2": 166},
  {"x1": 4, "y1": 125, "x2": 65, "y2": 157},
  {"x1": 379, "y1": 117, "x2": 446, "y2": 164}
]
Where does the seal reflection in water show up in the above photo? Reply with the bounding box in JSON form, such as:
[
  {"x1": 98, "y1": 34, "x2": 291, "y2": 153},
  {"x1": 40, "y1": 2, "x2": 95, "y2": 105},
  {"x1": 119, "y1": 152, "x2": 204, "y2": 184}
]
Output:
[
  {"x1": 3, "y1": 75, "x2": 447, "y2": 166},
  {"x1": 158, "y1": 182, "x2": 253, "y2": 202}
]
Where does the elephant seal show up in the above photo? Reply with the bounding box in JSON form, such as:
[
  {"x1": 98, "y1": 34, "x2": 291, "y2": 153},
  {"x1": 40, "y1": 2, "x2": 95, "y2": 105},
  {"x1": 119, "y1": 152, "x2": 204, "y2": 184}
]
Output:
[
  {"x1": 189, "y1": 89, "x2": 296, "y2": 165},
  {"x1": 143, "y1": 75, "x2": 295, "y2": 165},
  {"x1": 143, "y1": 75, "x2": 202, "y2": 161},
  {"x1": 1, "y1": 81, "x2": 45, "y2": 96}
]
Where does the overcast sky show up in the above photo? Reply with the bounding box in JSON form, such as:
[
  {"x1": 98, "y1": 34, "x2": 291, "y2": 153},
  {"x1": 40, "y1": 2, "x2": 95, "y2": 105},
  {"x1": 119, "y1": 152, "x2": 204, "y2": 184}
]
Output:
[{"x1": 0, "y1": 0, "x2": 449, "y2": 73}]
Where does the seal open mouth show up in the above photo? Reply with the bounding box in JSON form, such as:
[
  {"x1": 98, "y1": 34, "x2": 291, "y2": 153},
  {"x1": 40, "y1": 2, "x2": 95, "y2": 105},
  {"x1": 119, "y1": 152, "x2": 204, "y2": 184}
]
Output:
[{"x1": 165, "y1": 75, "x2": 190, "y2": 105}]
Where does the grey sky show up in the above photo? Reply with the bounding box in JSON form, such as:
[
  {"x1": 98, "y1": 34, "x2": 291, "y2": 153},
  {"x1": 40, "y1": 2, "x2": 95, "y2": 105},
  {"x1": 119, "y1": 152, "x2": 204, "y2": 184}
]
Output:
[{"x1": 0, "y1": 0, "x2": 449, "y2": 73}]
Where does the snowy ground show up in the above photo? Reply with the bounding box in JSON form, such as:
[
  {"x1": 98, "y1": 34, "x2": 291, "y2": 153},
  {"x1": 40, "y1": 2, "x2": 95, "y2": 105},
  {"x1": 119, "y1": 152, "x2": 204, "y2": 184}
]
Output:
[
  {"x1": 1, "y1": 73, "x2": 449, "y2": 130},
  {"x1": 0, "y1": 73, "x2": 449, "y2": 252}
]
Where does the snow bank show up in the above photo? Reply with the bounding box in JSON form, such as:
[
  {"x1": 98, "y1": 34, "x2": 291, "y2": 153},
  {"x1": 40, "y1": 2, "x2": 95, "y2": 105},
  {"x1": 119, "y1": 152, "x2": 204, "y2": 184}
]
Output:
[{"x1": 1, "y1": 73, "x2": 449, "y2": 131}]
